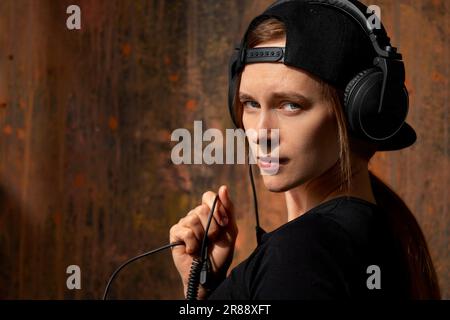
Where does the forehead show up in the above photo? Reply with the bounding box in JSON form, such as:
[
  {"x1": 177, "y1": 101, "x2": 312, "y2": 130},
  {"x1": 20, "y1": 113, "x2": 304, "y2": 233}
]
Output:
[{"x1": 239, "y1": 62, "x2": 321, "y2": 96}]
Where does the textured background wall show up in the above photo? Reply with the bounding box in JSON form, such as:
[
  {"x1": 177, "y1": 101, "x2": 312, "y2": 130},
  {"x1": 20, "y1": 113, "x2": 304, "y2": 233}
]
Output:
[{"x1": 0, "y1": 0, "x2": 448, "y2": 299}]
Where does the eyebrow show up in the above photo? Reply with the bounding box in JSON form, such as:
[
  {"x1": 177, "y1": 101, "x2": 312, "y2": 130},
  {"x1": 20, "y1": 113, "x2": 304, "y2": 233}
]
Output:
[{"x1": 238, "y1": 91, "x2": 312, "y2": 105}]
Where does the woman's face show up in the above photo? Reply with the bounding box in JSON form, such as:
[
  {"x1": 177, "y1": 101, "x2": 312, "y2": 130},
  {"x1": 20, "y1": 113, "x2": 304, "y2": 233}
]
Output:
[{"x1": 240, "y1": 39, "x2": 340, "y2": 192}]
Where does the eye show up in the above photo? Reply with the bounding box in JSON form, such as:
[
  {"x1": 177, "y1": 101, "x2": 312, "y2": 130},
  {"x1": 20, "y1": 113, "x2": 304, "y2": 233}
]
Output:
[
  {"x1": 242, "y1": 101, "x2": 260, "y2": 110},
  {"x1": 281, "y1": 102, "x2": 302, "y2": 112}
]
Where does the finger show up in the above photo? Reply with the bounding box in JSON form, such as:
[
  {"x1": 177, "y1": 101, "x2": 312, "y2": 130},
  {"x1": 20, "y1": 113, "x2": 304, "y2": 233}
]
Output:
[
  {"x1": 219, "y1": 186, "x2": 239, "y2": 236},
  {"x1": 170, "y1": 224, "x2": 188, "y2": 254},
  {"x1": 218, "y1": 185, "x2": 237, "y2": 225},
  {"x1": 218, "y1": 185, "x2": 234, "y2": 213},
  {"x1": 170, "y1": 224, "x2": 200, "y2": 254},
  {"x1": 202, "y1": 191, "x2": 227, "y2": 227},
  {"x1": 196, "y1": 202, "x2": 222, "y2": 238},
  {"x1": 179, "y1": 212, "x2": 205, "y2": 243}
]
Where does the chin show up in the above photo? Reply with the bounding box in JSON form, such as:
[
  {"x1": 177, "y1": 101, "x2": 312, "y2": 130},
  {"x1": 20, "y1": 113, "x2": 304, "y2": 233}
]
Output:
[
  {"x1": 261, "y1": 173, "x2": 304, "y2": 193},
  {"x1": 256, "y1": 160, "x2": 314, "y2": 192}
]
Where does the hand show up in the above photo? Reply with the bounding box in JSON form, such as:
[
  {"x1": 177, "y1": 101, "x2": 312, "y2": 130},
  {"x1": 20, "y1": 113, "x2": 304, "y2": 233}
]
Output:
[{"x1": 169, "y1": 185, "x2": 238, "y2": 299}]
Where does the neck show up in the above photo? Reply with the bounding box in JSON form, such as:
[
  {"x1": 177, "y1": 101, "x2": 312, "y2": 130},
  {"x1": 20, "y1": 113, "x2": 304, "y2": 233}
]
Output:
[{"x1": 284, "y1": 158, "x2": 376, "y2": 221}]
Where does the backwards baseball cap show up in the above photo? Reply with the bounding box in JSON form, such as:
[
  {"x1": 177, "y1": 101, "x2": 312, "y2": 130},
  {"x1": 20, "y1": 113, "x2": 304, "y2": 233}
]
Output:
[{"x1": 228, "y1": 0, "x2": 417, "y2": 151}]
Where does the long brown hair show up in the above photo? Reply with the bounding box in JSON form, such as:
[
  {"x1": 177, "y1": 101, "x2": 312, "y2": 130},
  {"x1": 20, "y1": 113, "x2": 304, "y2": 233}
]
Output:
[{"x1": 237, "y1": 17, "x2": 440, "y2": 299}]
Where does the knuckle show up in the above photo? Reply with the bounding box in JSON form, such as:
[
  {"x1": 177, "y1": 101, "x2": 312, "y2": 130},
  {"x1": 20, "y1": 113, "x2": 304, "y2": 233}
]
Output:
[
  {"x1": 194, "y1": 204, "x2": 204, "y2": 212},
  {"x1": 184, "y1": 229, "x2": 195, "y2": 240},
  {"x1": 201, "y1": 191, "x2": 209, "y2": 199},
  {"x1": 169, "y1": 224, "x2": 177, "y2": 234},
  {"x1": 184, "y1": 215, "x2": 195, "y2": 225},
  {"x1": 200, "y1": 203, "x2": 209, "y2": 213},
  {"x1": 188, "y1": 214, "x2": 200, "y2": 227},
  {"x1": 194, "y1": 204, "x2": 208, "y2": 218},
  {"x1": 202, "y1": 191, "x2": 215, "y2": 202}
]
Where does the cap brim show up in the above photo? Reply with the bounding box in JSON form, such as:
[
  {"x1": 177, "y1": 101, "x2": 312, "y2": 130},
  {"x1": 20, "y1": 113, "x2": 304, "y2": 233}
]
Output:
[{"x1": 376, "y1": 122, "x2": 417, "y2": 151}]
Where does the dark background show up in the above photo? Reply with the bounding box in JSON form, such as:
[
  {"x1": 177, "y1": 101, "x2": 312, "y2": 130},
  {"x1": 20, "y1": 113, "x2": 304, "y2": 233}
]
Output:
[{"x1": 0, "y1": 0, "x2": 448, "y2": 299}]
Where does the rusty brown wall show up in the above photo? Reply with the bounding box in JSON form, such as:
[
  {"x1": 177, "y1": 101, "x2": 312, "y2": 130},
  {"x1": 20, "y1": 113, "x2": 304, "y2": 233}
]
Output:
[{"x1": 0, "y1": 0, "x2": 448, "y2": 299}]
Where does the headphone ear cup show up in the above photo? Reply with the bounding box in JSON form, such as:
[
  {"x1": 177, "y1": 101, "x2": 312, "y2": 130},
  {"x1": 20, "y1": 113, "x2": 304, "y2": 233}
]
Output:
[
  {"x1": 344, "y1": 68, "x2": 376, "y2": 137},
  {"x1": 344, "y1": 68, "x2": 408, "y2": 141},
  {"x1": 344, "y1": 69, "x2": 374, "y2": 106}
]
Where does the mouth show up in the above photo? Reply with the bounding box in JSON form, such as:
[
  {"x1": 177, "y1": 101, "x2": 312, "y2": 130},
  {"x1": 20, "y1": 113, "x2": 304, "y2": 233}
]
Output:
[{"x1": 257, "y1": 156, "x2": 289, "y2": 169}]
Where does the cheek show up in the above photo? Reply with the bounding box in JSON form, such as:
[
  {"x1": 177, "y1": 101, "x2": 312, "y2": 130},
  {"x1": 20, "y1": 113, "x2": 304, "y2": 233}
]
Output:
[
  {"x1": 242, "y1": 111, "x2": 256, "y2": 130},
  {"x1": 284, "y1": 109, "x2": 340, "y2": 164}
]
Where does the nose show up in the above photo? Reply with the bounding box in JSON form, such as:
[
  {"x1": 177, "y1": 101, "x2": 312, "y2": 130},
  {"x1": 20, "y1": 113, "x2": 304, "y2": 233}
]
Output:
[
  {"x1": 248, "y1": 111, "x2": 279, "y2": 154},
  {"x1": 255, "y1": 129, "x2": 273, "y2": 151}
]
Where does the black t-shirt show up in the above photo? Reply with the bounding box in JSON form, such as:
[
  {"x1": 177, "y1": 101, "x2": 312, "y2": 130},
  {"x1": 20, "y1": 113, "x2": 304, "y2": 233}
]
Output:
[{"x1": 208, "y1": 196, "x2": 410, "y2": 300}]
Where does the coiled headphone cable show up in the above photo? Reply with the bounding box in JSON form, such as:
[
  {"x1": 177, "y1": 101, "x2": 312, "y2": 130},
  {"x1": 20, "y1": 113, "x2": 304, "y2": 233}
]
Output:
[
  {"x1": 103, "y1": 195, "x2": 219, "y2": 300},
  {"x1": 103, "y1": 162, "x2": 263, "y2": 300}
]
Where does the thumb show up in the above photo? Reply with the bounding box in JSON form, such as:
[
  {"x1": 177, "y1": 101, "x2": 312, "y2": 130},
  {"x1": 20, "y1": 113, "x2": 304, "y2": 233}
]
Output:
[{"x1": 218, "y1": 185, "x2": 235, "y2": 220}]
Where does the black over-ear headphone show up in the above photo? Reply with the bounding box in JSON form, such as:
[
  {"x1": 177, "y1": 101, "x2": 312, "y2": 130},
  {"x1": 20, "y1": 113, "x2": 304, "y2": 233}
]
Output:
[{"x1": 228, "y1": 0, "x2": 409, "y2": 142}]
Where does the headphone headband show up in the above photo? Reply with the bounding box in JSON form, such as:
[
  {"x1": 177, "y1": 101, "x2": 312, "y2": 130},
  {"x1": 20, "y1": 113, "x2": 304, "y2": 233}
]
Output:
[{"x1": 267, "y1": 0, "x2": 401, "y2": 59}]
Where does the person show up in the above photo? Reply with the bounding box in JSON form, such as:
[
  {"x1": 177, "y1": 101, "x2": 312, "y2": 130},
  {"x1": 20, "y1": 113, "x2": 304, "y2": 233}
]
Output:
[{"x1": 169, "y1": 0, "x2": 441, "y2": 299}]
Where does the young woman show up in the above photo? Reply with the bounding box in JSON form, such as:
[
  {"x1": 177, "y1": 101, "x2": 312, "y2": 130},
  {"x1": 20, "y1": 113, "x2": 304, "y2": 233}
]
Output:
[{"x1": 169, "y1": 0, "x2": 440, "y2": 299}]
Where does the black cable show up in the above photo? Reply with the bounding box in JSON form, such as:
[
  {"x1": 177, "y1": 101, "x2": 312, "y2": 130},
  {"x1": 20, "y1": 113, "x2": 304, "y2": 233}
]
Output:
[
  {"x1": 248, "y1": 163, "x2": 260, "y2": 228},
  {"x1": 200, "y1": 195, "x2": 219, "y2": 262},
  {"x1": 103, "y1": 195, "x2": 219, "y2": 300},
  {"x1": 185, "y1": 257, "x2": 202, "y2": 300},
  {"x1": 186, "y1": 194, "x2": 219, "y2": 300},
  {"x1": 248, "y1": 162, "x2": 265, "y2": 246},
  {"x1": 103, "y1": 241, "x2": 184, "y2": 300},
  {"x1": 103, "y1": 160, "x2": 262, "y2": 299}
]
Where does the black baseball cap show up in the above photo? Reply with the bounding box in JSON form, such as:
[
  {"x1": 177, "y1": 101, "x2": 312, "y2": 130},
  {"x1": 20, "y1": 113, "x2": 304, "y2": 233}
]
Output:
[{"x1": 229, "y1": 0, "x2": 417, "y2": 151}]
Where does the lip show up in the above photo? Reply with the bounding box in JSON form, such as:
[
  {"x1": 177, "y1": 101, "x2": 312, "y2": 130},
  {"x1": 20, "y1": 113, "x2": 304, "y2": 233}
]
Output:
[{"x1": 257, "y1": 156, "x2": 289, "y2": 169}]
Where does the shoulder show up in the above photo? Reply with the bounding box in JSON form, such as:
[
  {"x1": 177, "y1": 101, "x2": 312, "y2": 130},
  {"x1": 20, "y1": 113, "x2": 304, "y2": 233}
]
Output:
[
  {"x1": 209, "y1": 197, "x2": 392, "y2": 300},
  {"x1": 268, "y1": 196, "x2": 382, "y2": 251},
  {"x1": 250, "y1": 197, "x2": 383, "y2": 299}
]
